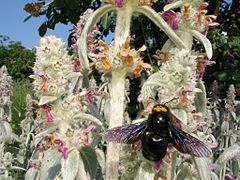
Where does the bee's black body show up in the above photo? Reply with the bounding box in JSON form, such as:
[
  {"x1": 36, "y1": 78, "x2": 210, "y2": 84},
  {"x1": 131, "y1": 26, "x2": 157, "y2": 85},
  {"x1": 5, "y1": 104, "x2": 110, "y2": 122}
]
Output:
[
  {"x1": 105, "y1": 104, "x2": 211, "y2": 162},
  {"x1": 141, "y1": 111, "x2": 172, "y2": 161}
]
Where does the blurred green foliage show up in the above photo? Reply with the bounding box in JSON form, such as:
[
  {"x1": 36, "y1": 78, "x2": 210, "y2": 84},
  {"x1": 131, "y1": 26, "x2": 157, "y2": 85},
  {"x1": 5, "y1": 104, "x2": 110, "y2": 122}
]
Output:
[
  {"x1": 0, "y1": 35, "x2": 35, "y2": 133},
  {"x1": 11, "y1": 79, "x2": 34, "y2": 134},
  {"x1": 24, "y1": 0, "x2": 240, "y2": 99},
  {"x1": 204, "y1": 0, "x2": 240, "y2": 98},
  {"x1": 0, "y1": 35, "x2": 35, "y2": 81},
  {"x1": 207, "y1": 31, "x2": 240, "y2": 83}
]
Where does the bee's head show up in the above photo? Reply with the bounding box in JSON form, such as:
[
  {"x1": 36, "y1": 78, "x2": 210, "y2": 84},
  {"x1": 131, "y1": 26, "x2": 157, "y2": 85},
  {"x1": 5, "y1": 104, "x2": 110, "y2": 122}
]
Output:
[{"x1": 152, "y1": 104, "x2": 169, "y2": 113}]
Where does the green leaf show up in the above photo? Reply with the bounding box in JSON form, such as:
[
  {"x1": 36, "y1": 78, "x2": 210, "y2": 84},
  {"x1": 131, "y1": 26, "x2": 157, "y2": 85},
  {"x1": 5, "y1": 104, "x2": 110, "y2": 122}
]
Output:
[
  {"x1": 62, "y1": 150, "x2": 79, "y2": 180},
  {"x1": 135, "y1": 162, "x2": 154, "y2": 179},
  {"x1": 86, "y1": 103, "x2": 103, "y2": 121},
  {"x1": 152, "y1": 64, "x2": 159, "y2": 73},
  {"x1": 217, "y1": 72, "x2": 227, "y2": 81},
  {"x1": 0, "y1": 121, "x2": 12, "y2": 142},
  {"x1": 192, "y1": 157, "x2": 211, "y2": 180},
  {"x1": 39, "y1": 96, "x2": 58, "y2": 105},
  {"x1": 100, "y1": 13, "x2": 110, "y2": 29},
  {"x1": 39, "y1": 149, "x2": 62, "y2": 180},
  {"x1": 38, "y1": 23, "x2": 47, "y2": 37},
  {"x1": 25, "y1": 167, "x2": 38, "y2": 180},
  {"x1": 80, "y1": 146, "x2": 98, "y2": 180},
  {"x1": 194, "y1": 79, "x2": 207, "y2": 114}
]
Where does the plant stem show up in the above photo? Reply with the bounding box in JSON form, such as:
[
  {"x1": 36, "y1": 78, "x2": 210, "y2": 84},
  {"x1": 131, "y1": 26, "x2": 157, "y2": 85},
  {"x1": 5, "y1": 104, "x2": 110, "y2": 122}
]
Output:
[
  {"x1": 106, "y1": 69, "x2": 127, "y2": 180},
  {"x1": 220, "y1": 135, "x2": 229, "y2": 180},
  {"x1": 170, "y1": 152, "x2": 177, "y2": 180},
  {"x1": 105, "y1": 3, "x2": 133, "y2": 179}
]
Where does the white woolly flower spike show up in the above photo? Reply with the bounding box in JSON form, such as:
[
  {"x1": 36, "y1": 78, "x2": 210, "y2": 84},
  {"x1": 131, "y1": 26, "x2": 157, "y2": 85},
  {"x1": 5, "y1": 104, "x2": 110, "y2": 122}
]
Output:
[
  {"x1": 139, "y1": 48, "x2": 197, "y2": 109},
  {"x1": 31, "y1": 36, "x2": 80, "y2": 101}
]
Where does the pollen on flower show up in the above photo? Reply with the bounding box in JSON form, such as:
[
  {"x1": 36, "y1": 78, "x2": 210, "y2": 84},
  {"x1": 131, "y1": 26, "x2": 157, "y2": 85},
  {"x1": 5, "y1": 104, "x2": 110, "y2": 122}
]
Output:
[
  {"x1": 91, "y1": 36, "x2": 147, "y2": 77},
  {"x1": 123, "y1": 55, "x2": 133, "y2": 67},
  {"x1": 179, "y1": 88, "x2": 192, "y2": 106},
  {"x1": 133, "y1": 63, "x2": 143, "y2": 78},
  {"x1": 183, "y1": 4, "x2": 191, "y2": 19},
  {"x1": 102, "y1": 57, "x2": 110, "y2": 70}
]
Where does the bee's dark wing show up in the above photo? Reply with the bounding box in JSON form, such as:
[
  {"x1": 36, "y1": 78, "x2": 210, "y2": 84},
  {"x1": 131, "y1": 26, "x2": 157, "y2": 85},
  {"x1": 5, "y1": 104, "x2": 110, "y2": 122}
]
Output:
[
  {"x1": 105, "y1": 121, "x2": 148, "y2": 144},
  {"x1": 169, "y1": 126, "x2": 211, "y2": 157}
]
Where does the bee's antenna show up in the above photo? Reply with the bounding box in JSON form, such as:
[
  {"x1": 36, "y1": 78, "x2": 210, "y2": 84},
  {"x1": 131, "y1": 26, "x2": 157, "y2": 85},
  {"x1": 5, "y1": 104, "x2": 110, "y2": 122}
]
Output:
[{"x1": 163, "y1": 97, "x2": 179, "y2": 105}]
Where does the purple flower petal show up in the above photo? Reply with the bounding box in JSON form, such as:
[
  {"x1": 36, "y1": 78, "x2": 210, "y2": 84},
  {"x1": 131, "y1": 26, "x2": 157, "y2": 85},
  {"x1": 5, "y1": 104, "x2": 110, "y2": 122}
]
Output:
[
  {"x1": 161, "y1": 10, "x2": 179, "y2": 30},
  {"x1": 83, "y1": 125, "x2": 96, "y2": 133},
  {"x1": 47, "y1": 109, "x2": 54, "y2": 122},
  {"x1": 197, "y1": 121, "x2": 207, "y2": 127},
  {"x1": 226, "y1": 174, "x2": 237, "y2": 180},
  {"x1": 210, "y1": 142, "x2": 218, "y2": 149},
  {"x1": 58, "y1": 145, "x2": 69, "y2": 159},
  {"x1": 61, "y1": 146, "x2": 69, "y2": 159},
  {"x1": 154, "y1": 160, "x2": 163, "y2": 170},
  {"x1": 54, "y1": 139, "x2": 64, "y2": 146},
  {"x1": 115, "y1": 0, "x2": 124, "y2": 8}
]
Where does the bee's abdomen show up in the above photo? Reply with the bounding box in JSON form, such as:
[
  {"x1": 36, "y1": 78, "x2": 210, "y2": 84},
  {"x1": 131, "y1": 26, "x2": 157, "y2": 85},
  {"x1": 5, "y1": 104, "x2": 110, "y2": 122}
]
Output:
[{"x1": 141, "y1": 134, "x2": 168, "y2": 162}]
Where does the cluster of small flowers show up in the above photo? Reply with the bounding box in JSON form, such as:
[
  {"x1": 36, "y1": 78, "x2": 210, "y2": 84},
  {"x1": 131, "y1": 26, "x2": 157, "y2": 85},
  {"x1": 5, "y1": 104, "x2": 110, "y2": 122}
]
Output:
[
  {"x1": 89, "y1": 37, "x2": 151, "y2": 78},
  {"x1": 30, "y1": 36, "x2": 103, "y2": 160},
  {"x1": 30, "y1": 36, "x2": 81, "y2": 158},
  {"x1": 139, "y1": 48, "x2": 198, "y2": 110},
  {"x1": 162, "y1": 1, "x2": 219, "y2": 34},
  {"x1": 31, "y1": 36, "x2": 74, "y2": 99},
  {"x1": 71, "y1": 9, "x2": 100, "y2": 53}
]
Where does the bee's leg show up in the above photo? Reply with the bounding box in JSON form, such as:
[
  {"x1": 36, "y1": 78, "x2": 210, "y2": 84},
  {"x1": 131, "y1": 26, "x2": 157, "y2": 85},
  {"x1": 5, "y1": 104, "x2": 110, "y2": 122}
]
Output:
[
  {"x1": 154, "y1": 170, "x2": 167, "y2": 180},
  {"x1": 133, "y1": 140, "x2": 141, "y2": 155},
  {"x1": 165, "y1": 146, "x2": 176, "y2": 163}
]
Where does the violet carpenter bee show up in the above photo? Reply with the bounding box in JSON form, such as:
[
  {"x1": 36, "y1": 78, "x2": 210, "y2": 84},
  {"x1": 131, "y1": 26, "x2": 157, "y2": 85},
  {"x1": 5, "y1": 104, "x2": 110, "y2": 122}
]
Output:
[{"x1": 105, "y1": 104, "x2": 211, "y2": 162}]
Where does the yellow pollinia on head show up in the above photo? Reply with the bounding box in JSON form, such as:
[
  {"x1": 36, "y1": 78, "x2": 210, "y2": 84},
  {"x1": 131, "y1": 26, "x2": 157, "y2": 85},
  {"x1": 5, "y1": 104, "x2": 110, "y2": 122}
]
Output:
[{"x1": 153, "y1": 105, "x2": 168, "y2": 113}]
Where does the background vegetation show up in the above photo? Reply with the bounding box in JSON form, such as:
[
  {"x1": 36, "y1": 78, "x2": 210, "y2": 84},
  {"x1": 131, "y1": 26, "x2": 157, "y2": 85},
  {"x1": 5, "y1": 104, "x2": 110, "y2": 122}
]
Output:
[
  {"x1": 23, "y1": 0, "x2": 240, "y2": 99},
  {"x1": 0, "y1": 0, "x2": 239, "y2": 179}
]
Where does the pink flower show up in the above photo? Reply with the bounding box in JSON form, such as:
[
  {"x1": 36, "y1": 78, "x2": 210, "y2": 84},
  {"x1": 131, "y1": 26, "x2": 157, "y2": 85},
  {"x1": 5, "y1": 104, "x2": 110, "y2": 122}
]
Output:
[
  {"x1": 58, "y1": 145, "x2": 69, "y2": 159},
  {"x1": 86, "y1": 89, "x2": 95, "y2": 103},
  {"x1": 47, "y1": 109, "x2": 54, "y2": 122},
  {"x1": 196, "y1": 55, "x2": 216, "y2": 79},
  {"x1": 179, "y1": 87, "x2": 193, "y2": 106},
  {"x1": 210, "y1": 142, "x2": 218, "y2": 149},
  {"x1": 35, "y1": 72, "x2": 48, "y2": 92},
  {"x1": 154, "y1": 160, "x2": 163, "y2": 170},
  {"x1": 28, "y1": 160, "x2": 42, "y2": 169},
  {"x1": 71, "y1": 43, "x2": 78, "y2": 50},
  {"x1": 73, "y1": 58, "x2": 81, "y2": 72},
  {"x1": 40, "y1": 104, "x2": 54, "y2": 122},
  {"x1": 226, "y1": 174, "x2": 237, "y2": 180},
  {"x1": 197, "y1": 121, "x2": 207, "y2": 127},
  {"x1": 161, "y1": 10, "x2": 179, "y2": 30},
  {"x1": 81, "y1": 125, "x2": 96, "y2": 146},
  {"x1": 200, "y1": 14, "x2": 219, "y2": 35},
  {"x1": 53, "y1": 138, "x2": 69, "y2": 159},
  {"x1": 54, "y1": 139, "x2": 64, "y2": 146},
  {"x1": 115, "y1": 0, "x2": 124, "y2": 8}
]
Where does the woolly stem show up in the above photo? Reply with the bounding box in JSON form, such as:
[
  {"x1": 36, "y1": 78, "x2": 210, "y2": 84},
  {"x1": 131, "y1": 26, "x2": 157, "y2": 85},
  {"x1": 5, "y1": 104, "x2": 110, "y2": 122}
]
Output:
[
  {"x1": 105, "y1": 69, "x2": 127, "y2": 180},
  {"x1": 170, "y1": 152, "x2": 177, "y2": 180},
  {"x1": 105, "y1": 3, "x2": 133, "y2": 179},
  {"x1": 220, "y1": 135, "x2": 229, "y2": 180}
]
